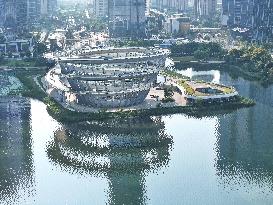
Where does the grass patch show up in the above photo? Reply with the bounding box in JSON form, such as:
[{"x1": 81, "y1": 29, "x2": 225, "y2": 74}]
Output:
[
  {"x1": 4, "y1": 60, "x2": 36, "y2": 67},
  {"x1": 178, "y1": 81, "x2": 195, "y2": 95},
  {"x1": 161, "y1": 69, "x2": 190, "y2": 80},
  {"x1": 13, "y1": 69, "x2": 47, "y2": 100}
]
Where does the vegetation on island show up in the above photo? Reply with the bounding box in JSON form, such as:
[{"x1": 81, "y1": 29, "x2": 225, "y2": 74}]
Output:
[
  {"x1": 162, "y1": 85, "x2": 175, "y2": 103},
  {"x1": 44, "y1": 95, "x2": 255, "y2": 122},
  {"x1": 172, "y1": 42, "x2": 273, "y2": 85},
  {"x1": 161, "y1": 69, "x2": 236, "y2": 96},
  {"x1": 8, "y1": 68, "x2": 254, "y2": 123},
  {"x1": 160, "y1": 69, "x2": 189, "y2": 80}
]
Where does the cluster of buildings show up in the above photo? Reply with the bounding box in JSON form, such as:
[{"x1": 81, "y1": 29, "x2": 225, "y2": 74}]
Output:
[
  {"x1": 91, "y1": 0, "x2": 217, "y2": 22},
  {"x1": 90, "y1": 0, "x2": 214, "y2": 37},
  {"x1": 194, "y1": 0, "x2": 217, "y2": 18},
  {"x1": 0, "y1": 0, "x2": 271, "y2": 43},
  {"x1": 151, "y1": 0, "x2": 189, "y2": 12},
  {"x1": 90, "y1": 0, "x2": 148, "y2": 38},
  {"x1": 0, "y1": 38, "x2": 33, "y2": 55},
  {"x1": 90, "y1": 0, "x2": 272, "y2": 42},
  {"x1": 222, "y1": 0, "x2": 273, "y2": 43},
  {"x1": 0, "y1": 0, "x2": 57, "y2": 29}
]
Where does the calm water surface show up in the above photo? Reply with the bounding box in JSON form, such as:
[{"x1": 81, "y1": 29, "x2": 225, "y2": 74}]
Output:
[{"x1": 0, "y1": 69, "x2": 273, "y2": 205}]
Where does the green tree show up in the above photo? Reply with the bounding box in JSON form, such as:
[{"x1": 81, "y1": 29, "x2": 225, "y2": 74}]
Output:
[
  {"x1": 164, "y1": 86, "x2": 174, "y2": 99},
  {"x1": 33, "y1": 42, "x2": 48, "y2": 57},
  {"x1": 0, "y1": 34, "x2": 6, "y2": 44},
  {"x1": 65, "y1": 29, "x2": 74, "y2": 40},
  {"x1": 194, "y1": 49, "x2": 209, "y2": 62},
  {"x1": 20, "y1": 52, "x2": 26, "y2": 58},
  {"x1": 8, "y1": 52, "x2": 12, "y2": 58},
  {"x1": 0, "y1": 52, "x2": 4, "y2": 62},
  {"x1": 226, "y1": 48, "x2": 243, "y2": 63},
  {"x1": 25, "y1": 50, "x2": 32, "y2": 58}
]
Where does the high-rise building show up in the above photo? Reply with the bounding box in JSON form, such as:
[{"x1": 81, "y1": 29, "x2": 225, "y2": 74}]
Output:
[
  {"x1": 108, "y1": 0, "x2": 147, "y2": 38},
  {"x1": 41, "y1": 0, "x2": 48, "y2": 15},
  {"x1": 0, "y1": 0, "x2": 5, "y2": 26},
  {"x1": 0, "y1": 0, "x2": 16, "y2": 27},
  {"x1": 252, "y1": 0, "x2": 273, "y2": 43},
  {"x1": 0, "y1": 0, "x2": 57, "y2": 28},
  {"x1": 40, "y1": 0, "x2": 57, "y2": 15},
  {"x1": 93, "y1": 0, "x2": 109, "y2": 17},
  {"x1": 194, "y1": 0, "x2": 216, "y2": 18},
  {"x1": 222, "y1": 0, "x2": 253, "y2": 28},
  {"x1": 152, "y1": 0, "x2": 188, "y2": 12},
  {"x1": 146, "y1": 0, "x2": 151, "y2": 14},
  {"x1": 47, "y1": 0, "x2": 57, "y2": 15},
  {"x1": 222, "y1": 0, "x2": 273, "y2": 43}
]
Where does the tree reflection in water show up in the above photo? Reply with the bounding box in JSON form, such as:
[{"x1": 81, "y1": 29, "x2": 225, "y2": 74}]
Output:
[{"x1": 47, "y1": 116, "x2": 173, "y2": 205}]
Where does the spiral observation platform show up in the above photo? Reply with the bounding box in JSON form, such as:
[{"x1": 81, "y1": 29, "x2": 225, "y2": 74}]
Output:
[{"x1": 44, "y1": 47, "x2": 169, "y2": 108}]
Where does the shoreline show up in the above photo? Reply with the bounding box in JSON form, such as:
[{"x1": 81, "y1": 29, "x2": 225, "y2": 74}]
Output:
[
  {"x1": 173, "y1": 58, "x2": 273, "y2": 85},
  {"x1": 44, "y1": 95, "x2": 255, "y2": 122},
  {"x1": 4, "y1": 66, "x2": 256, "y2": 122}
]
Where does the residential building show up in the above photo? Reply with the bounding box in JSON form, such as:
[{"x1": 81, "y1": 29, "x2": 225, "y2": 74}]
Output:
[
  {"x1": 222, "y1": 0, "x2": 253, "y2": 27},
  {"x1": 41, "y1": 0, "x2": 49, "y2": 15},
  {"x1": 194, "y1": 0, "x2": 216, "y2": 18},
  {"x1": 93, "y1": 0, "x2": 109, "y2": 17},
  {"x1": 252, "y1": 0, "x2": 273, "y2": 43},
  {"x1": 146, "y1": 0, "x2": 151, "y2": 15},
  {"x1": 47, "y1": 0, "x2": 57, "y2": 15},
  {"x1": 222, "y1": 0, "x2": 273, "y2": 43},
  {"x1": 164, "y1": 14, "x2": 191, "y2": 35},
  {"x1": 0, "y1": 0, "x2": 57, "y2": 29},
  {"x1": 0, "y1": 0, "x2": 5, "y2": 27},
  {"x1": 152, "y1": 0, "x2": 188, "y2": 12},
  {"x1": 108, "y1": 0, "x2": 147, "y2": 38}
]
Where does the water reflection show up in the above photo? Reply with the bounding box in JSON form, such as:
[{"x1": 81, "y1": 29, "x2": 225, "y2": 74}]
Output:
[
  {"x1": 178, "y1": 67, "x2": 273, "y2": 195},
  {"x1": 215, "y1": 92, "x2": 273, "y2": 191},
  {"x1": 0, "y1": 97, "x2": 35, "y2": 204},
  {"x1": 47, "y1": 117, "x2": 173, "y2": 204}
]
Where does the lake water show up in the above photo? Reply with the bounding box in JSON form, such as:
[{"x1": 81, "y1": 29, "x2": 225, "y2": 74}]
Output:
[{"x1": 0, "y1": 69, "x2": 273, "y2": 205}]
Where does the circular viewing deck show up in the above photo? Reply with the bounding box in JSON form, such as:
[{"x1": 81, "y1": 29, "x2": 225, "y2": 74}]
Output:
[{"x1": 44, "y1": 47, "x2": 169, "y2": 108}]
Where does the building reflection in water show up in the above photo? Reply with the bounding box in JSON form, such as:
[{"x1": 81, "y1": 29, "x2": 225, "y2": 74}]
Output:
[
  {"x1": 0, "y1": 97, "x2": 35, "y2": 204},
  {"x1": 47, "y1": 116, "x2": 173, "y2": 204},
  {"x1": 215, "y1": 80, "x2": 273, "y2": 192}
]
